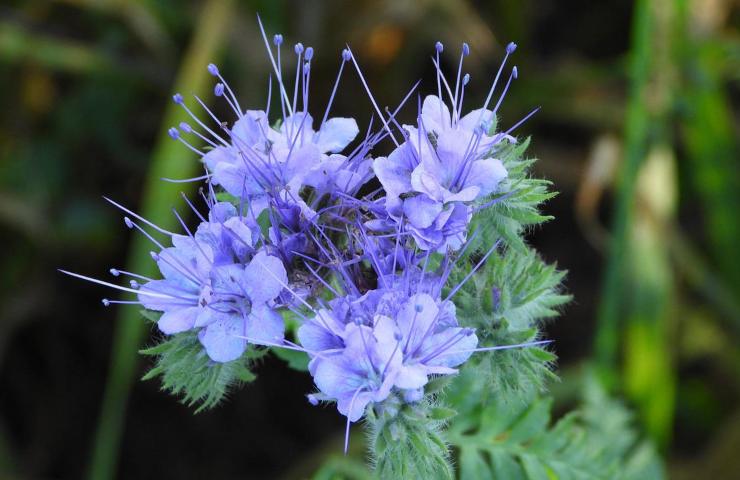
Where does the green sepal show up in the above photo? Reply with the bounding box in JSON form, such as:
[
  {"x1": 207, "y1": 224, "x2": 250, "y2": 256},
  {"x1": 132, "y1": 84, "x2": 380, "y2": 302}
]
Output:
[{"x1": 366, "y1": 397, "x2": 455, "y2": 480}]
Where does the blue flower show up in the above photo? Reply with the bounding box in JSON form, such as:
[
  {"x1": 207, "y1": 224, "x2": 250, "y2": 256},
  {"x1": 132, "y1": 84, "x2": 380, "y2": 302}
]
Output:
[
  {"x1": 196, "y1": 251, "x2": 288, "y2": 362},
  {"x1": 298, "y1": 287, "x2": 478, "y2": 421},
  {"x1": 99, "y1": 203, "x2": 289, "y2": 362},
  {"x1": 373, "y1": 95, "x2": 509, "y2": 252},
  {"x1": 311, "y1": 318, "x2": 402, "y2": 421}
]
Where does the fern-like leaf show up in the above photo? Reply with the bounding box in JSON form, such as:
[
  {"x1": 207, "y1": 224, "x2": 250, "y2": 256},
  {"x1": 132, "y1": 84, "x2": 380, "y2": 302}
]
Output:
[{"x1": 140, "y1": 326, "x2": 260, "y2": 413}]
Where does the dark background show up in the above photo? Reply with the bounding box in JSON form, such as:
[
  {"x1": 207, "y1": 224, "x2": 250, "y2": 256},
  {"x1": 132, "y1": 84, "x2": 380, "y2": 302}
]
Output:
[{"x1": 1, "y1": 0, "x2": 738, "y2": 478}]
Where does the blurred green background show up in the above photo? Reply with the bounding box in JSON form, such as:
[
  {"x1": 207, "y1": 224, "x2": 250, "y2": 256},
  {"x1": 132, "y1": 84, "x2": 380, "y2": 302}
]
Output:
[{"x1": 0, "y1": 0, "x2": 738, "y2": 478}]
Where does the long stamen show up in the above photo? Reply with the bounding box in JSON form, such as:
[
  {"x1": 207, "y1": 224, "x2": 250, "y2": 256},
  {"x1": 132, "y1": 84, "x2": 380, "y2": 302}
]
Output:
[
  {"x1": 492, "y1": 66, "x2": 518, "y2": 115},
  {"x1": 457, "y1": 73, "x2": 470, "y2": 121},
  {"x1": 179, "y1": 121, "x2": 219, "y2": 148},
  {"x1": 207, "y1": 64, "x2": 243, "y2": 117},
  {"x1": 161, "y1": 174, "x2": 211, "y2": 184},
  {"x1": 109, "y1": 268, "x2": 154, "y2": 282},
  {"x1": 59, "y1": 270, "x2": 179, "y2": 299},
  {"x1": 452, "y1": 43, "x2": 469, "y2": 124},
  {"x1": 292, "y1": 43, "x2": 303, "y2": 122},
  {"x1": 346, "y1": 46, "x2": 399, "y2": 146},
  {"x1": 440, "y1": 339, "x2": 552, "y2": 356},
  {"x1": 318, "y1": 49, "x2": 350, "y2": 134},
  {"x1": 444, "y1": 240, "x2": 500, "y2": 302},
  {"x1": 180, "y1": 192, "x2": 207, "y2": 222},
  {"x1": 435, "y1": 41, "x2": 444, "y2": 122},
  {"x1": 168, "y1": 128, "x2": 204, "y2": 155},
  {"x1": 477, "y1": 41, "x2": 517, "y2": 126},
  {"x1": 172, "y1": 94, "x2": 229, "y2": 146},
  {"x1": 344, "y1": 386, "x2": 366, "y2": 454},
  {"x1": 257, "y1": 15, "x2": 293, "y2": 115}
]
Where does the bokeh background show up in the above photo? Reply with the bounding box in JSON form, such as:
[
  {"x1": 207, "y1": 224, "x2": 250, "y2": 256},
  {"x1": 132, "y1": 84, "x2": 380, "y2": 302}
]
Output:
[{"x1": 1, "y1": 0, "x2": 738, "y2": 478}]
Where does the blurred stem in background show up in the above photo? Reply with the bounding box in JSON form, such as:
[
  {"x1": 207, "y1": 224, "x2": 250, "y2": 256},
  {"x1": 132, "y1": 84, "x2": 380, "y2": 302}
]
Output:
[
  {"x1": 86, "y1": 1, "x2": 235, "y2": 479},
  {"x1": 594, "y1": 0, "x2": 652, "y2": 382},
  {"x1": 622, "y1": 0, "x2": 679, "y2": 449},
  {"x1": 595, "y1": 0, "x2": 679, "y2": 447},
  {"x1": 677, "y1": 0, "x2": 740, "y2": 306}
]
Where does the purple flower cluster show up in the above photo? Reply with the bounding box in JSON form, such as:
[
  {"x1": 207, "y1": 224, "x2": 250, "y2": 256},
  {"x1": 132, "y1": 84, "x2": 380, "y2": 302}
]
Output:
[
  {"x1": 63, "y1": 21, "x2": 546, "y2": 445},
  {"x1": 298, "y1": 281, "x2": 477, "y2": 422}
]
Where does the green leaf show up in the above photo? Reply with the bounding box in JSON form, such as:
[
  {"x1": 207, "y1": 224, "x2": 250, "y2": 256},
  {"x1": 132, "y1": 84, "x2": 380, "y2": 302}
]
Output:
[
  {"x1": 139, "y1": 328, "x2": 258, "y2": 413},
  {"x1": 469, "y1": 138, "x2": 557, "y2": 253},
  {"x1": 452, "y1": 246, "x2": 570, "y2": 332},
  {"x1": 447, "y1": 369, "x2": 665, "y2": 480},
  {"x1": 139, "y1": 309, "x2": 162, "y2": 324},
  {"x1": 271, "y1": 346, "x2": 310, "y2": 371},
  {"x1": 446, "y1": 245, "x2": 568, "y2": 400},
  {"x1": 429, "y1": 406, "x2": 458, "y2": 421}
]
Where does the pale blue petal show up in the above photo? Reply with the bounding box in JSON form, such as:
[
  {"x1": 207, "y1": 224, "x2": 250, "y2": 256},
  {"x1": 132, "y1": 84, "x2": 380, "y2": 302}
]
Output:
[
  {"x1": 421, "y1": 95, "x2": 452, "y2": 133},
  {"x1": 394, "y1": 365, "x2": 429, "y2": 389},
  {"x1": 138, "y1": 279, "x2": 197, "y2": 311},
  {"x1": 244, "y1": 304, "x2": 284, "y2": 345},
  {"x1": 198, "y1": 313, "x2": 247, "y2": 363},
  {"x1": 403, "y1": 195, "x2": 443, "y2": 229},
  {"x1": 231, "y1": 110, "x2": 268, "y2": 147},
  {"x1": 243, "y1": 251, "x2": 287, "y2": 304},
  {"x1": 315, "y1": 117, "x2": 359, "y2": 153},
  {"x1": 458, "y1": 108, "x2": 494, "y2": 132},
  {"x1": 157, "y1": 306, "x2": 200, "y2": 334},
  {"x1": 465, "y1": 158, "x2": 507, "y2": 196},
  {"x1": 373, "y1": 151, "x2": 413, "y2": 199},
  {"x1": 202, "y1": 146, "x2": 235, "y2": 172}
]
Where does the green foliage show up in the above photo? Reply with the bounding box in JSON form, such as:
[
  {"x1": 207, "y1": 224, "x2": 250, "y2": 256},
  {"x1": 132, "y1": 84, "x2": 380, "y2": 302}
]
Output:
[
  {"x1": 312, "y1": 457, "x2": 372, "y2": 480},
  {"x1": 366, "y1": 397, "x2": 454, "y2": 480},
  {"x1": 453, "y1": 246, "x2": 570, "y2": 331},
  {"x1": 140, "y1": 328, "x2": 259, "y2": 413},
  {"x1": 469, "y1": 138, "x2": 557, "y2": 253},
  {"x1": 271, "y1": 347, "x2": 310, "y2": 371},
  {"x1": 445, "y1": 369, "x2": 664, "y2": 480},
  {"x1": 448, "y1": 246, "x2": 569, "y2": 399}
]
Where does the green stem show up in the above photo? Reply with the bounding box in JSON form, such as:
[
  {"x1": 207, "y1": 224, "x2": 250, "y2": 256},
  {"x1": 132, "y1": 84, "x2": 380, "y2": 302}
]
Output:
[
  {"x1": 594, "y1": 0, "x2": 653, "y2": 383},
  {"x1": 86, "y1": 1, "x2": 235, "y2": 478}
]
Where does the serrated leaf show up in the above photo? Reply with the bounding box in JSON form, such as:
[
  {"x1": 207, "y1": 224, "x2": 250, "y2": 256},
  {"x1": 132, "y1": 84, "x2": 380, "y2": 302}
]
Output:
[
  {"x1": 467, "y1": 137, "x2": 557, "y2": 254},
  {"x1": 447, "y1": 370, "x2": 665, "y2": 480},
  {"x1": 140, "y1": 330, "x2": 257, "y2": 412}
]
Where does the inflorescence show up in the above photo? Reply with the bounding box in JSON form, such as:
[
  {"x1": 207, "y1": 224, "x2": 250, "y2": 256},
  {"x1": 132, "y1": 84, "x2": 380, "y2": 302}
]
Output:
[{"x1": 61, "y1": 18, "x2": 547, "y2": 453}]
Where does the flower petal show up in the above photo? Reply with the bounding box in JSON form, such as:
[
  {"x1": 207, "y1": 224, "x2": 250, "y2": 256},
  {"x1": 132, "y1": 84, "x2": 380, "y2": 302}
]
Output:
[
  {"x1": 403, "y1": 195, "x2": 443, "y2": 229},
  {"x1": 421, "y1": 95, "x2": 452, "y2": 133},
  {"x1": 394, "y1": 365, "x2": 429, "y2": 389},
  {"x1": 465, "y1": 158, "x2": 507, "y2": 196},
  {"x1": 373, "y1": 149, "x2": 414, "y2": 199},
  {"x1": 138, "y1": 279, "x2": 197, "y2": 311},
  {"x1": 315, "y1": 117, "x2": 359, "y2": 153},
  {"x1": 198, "y1": 313, "x2": 247, "y2": 363},
  {"x1": 243, "y1": 251, "x2": 287, "y2": 304},
  {"x1": 245, "y1": 304, "x2": 284, "y2": 345},
  {"x1": 157, "y1": 306, "x2": 200, "y2": 334}
]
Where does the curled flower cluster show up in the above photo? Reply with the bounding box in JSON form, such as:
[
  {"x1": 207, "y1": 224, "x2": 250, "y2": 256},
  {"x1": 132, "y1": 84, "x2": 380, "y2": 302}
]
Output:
[{"x1": 63, "y1": 20, "x2": 546, "y2": 449}]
